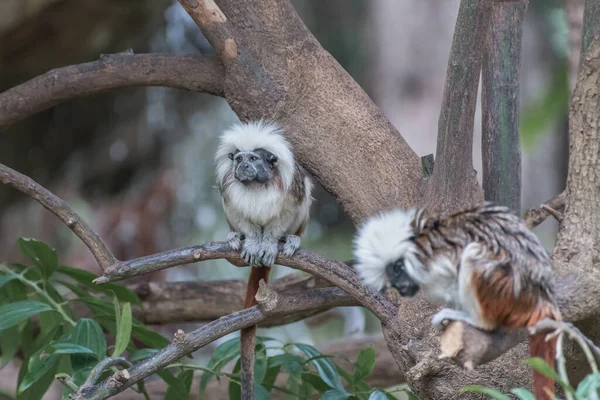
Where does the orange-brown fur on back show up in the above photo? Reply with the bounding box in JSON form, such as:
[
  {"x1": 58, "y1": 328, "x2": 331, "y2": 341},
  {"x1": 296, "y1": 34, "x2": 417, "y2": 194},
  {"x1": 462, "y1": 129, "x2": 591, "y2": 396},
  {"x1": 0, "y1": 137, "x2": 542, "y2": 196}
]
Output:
[{"x1": 353, "y1": 202, "x2": 562, "y2": 399}]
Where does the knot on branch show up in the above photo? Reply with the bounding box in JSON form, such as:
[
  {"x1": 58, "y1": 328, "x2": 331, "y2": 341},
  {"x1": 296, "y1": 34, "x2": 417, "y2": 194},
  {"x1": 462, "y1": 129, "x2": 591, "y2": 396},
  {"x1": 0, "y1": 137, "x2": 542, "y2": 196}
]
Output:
[
  {"x1": 256, "y1": 279, "x2": 278, "y2": 312},
  {"x1": 107, "y1": 369, "x2": 130, "y2": 388},
  {"x1": 173, "y1": 329, "x2": 187, "y2": 345}
]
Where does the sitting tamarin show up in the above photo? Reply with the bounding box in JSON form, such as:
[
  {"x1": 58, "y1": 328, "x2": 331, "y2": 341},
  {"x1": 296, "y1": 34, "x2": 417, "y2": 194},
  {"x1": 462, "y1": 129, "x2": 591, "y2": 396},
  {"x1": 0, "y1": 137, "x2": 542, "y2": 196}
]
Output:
[
  {"x1": 352, "y1": 202, "x2": 561, "y2": 400},
  {"x1": 215, "y1": 120, "x2": 313, "y2": 398}
]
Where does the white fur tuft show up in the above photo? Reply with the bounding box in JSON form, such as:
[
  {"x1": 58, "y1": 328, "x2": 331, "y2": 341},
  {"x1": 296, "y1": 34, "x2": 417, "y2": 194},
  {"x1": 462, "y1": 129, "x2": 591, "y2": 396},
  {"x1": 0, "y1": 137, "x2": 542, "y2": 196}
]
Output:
[
  {"x1": 353, "y1": 209, "x2": 419, "y2": 291},
  {"x1": 215, "y1": 120, "x2": 295, "y2": 191}
]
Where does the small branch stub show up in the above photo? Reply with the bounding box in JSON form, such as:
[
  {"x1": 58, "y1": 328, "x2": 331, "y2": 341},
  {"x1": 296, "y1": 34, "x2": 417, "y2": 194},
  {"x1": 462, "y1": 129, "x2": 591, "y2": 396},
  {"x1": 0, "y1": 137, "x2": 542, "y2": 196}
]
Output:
[
  {"x1": 173, "y1": 329, "x2": 187, "y2": 345},
  {"x1": 256, "y1": 279, "x2": 278, "y2": 313}
]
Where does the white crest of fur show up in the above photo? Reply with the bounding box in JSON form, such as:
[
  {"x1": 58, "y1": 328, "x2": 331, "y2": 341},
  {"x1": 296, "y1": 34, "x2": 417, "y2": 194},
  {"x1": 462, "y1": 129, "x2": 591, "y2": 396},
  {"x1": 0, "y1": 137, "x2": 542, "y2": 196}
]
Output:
[
  {"x1": 353, "y1": 209, "x2": 419, "y2": 291},
  {"x1": 215, "y1": 120, "x2": 295, "y2": 191}
]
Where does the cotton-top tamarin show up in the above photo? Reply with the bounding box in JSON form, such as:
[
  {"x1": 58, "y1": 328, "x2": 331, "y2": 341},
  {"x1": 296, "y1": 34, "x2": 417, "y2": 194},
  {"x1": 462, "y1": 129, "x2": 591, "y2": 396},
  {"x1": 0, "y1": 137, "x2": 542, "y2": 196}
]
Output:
[
  {"x1": 215, "y1": 120, "x2": 313, "y2": 399},
  {"x1": 352, "y1": 203, "x2": 561, "y2": 400}
]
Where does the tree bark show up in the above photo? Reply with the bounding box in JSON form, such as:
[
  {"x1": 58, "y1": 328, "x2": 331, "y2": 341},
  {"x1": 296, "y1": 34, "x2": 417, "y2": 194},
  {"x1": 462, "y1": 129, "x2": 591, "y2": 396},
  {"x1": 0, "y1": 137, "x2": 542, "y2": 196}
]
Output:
[{"x1": 481, "y1": 1, "x2": 527, "y2": 213}]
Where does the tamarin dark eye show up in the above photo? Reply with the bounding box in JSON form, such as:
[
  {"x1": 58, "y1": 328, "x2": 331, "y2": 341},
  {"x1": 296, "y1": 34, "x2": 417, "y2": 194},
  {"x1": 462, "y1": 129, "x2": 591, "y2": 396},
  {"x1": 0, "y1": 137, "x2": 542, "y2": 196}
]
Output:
[
  {"x1": 228, "y1": 153, "x2": 234, "y2": 160},
  {"x1": 267, "y1": 154, "x2": 278, "y2": 163},
  {"x1": 235, "y1": 156, "x2": 243, "y2": 163},
  {"x1": 250, "y1": 156, "x2": 258, "y2": 162}
]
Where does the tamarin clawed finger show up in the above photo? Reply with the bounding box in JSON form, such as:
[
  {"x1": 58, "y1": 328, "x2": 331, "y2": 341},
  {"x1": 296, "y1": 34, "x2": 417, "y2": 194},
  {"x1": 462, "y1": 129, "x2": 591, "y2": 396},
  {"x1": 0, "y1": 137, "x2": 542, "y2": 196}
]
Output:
[
  {"x1": 215, "y1": 120, "x2": 313, "y2": 399},
  {"x1": 352, "y1": 202, "x2": 561, "y2": 400}
]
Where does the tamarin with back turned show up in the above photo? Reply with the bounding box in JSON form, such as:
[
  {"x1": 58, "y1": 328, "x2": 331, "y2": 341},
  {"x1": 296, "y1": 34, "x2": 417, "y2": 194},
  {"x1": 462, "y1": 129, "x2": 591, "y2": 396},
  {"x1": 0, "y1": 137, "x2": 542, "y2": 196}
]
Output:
[
  {"x1": 215, "y1": 120, "x2": 313, "y2": 399},
  {"x1": 352, "y1": 203, "x2": 561, "y2": 400}
]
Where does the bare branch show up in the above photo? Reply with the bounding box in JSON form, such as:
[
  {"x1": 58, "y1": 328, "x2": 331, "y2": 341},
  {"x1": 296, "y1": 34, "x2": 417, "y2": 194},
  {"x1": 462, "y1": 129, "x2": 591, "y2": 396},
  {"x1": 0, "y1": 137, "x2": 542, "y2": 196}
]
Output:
[
  {"x1": 0, "y1": 52, "x2": 224, "y2": 132},
  {"x1": 0, "y1": 162, "x2": 118, "y2": 272},
  {"x1": 523, "y1": 191, "x2": 567, "y2": 229},
  {"x1": 71, "y1": 285, "x2": 357, "y2": 400},
  {"x1": 94, "y1": 242, "x2": 395, "y2": 323},
  {"x1": 481, "y1": 0, "x2": 527, "y2": 213},
  {"x1": 129, "y1": 274, "x2": 346, "y2": 326},
  {"x1": 425, "y1": 0, "x2": 490, "y2": 213}
]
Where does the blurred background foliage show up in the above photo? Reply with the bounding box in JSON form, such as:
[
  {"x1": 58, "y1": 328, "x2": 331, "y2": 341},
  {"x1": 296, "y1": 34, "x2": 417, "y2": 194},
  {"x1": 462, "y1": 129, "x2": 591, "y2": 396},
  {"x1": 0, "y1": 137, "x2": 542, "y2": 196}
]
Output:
[{"x1": 0, "y1": 0, "x2": 570, "y2": 397}]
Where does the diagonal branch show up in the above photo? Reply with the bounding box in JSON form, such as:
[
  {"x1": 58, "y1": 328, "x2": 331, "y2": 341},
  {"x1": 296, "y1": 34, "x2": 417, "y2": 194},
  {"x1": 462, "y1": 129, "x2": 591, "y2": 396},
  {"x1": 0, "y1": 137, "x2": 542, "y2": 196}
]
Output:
[
  {"x1": 0, "y1": 52, "x2": 225, "y2": 132},
  {"x1": 70, "y1": 284, "x2": 355, "y2": 400},
  {"x1": 0, "y1": 162, "x2": 118, "y2": 272}
]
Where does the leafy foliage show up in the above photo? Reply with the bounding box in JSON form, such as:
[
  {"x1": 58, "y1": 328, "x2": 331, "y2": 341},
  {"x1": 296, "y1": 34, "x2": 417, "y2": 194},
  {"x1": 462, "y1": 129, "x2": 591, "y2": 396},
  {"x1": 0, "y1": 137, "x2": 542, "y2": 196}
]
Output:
[{"x1": 0, "y1": 238, "x2": 414, "y2": 400}]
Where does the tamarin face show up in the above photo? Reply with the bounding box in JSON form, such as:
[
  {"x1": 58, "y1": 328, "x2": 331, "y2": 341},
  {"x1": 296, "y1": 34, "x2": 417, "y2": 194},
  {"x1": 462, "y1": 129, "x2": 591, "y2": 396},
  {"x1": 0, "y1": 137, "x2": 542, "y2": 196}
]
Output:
[
  {"x1": 228, "y1": 148, "x2": 278, "y2": 184},
  {"x1": 385, "y1": 258, "x2": 420, "y2": 297}
]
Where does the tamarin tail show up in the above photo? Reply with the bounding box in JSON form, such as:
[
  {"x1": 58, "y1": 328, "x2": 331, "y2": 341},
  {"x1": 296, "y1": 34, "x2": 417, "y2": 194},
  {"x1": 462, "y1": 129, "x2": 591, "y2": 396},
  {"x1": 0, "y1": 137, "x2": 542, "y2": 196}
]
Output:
[
  {"x1": 240, "y1": 266, "x2": 271, "y2": 400},
  {"x1": 530, "y1": 332, "x2": 557, "y2": 400}
]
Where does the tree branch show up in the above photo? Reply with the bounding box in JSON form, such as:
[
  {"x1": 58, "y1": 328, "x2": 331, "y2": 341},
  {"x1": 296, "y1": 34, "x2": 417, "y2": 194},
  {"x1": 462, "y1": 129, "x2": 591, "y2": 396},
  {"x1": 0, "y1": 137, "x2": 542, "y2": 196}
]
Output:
[
  {"x1": 0, "y1": 162, "x2": 118, "y2": 272},
  {"x1": 522, "y1": 191, "x2": 567, "y2": 229},
  {"x1": 425, "y1": 0, "x2": 490, "y2": 213},
  {"x1": 481, "y1": 0, "x2": 527, "y2": 213},
  {"x1": 93, "y1": 242, "x2": 395, "y2": 323},
  {"x1": 71, "y1": 284, "x2": 356, "y2": 400},
  {"x1": 0, "y1": 52, "x2": 225, "y2": 132},
  {"x1": 581, "y1": 0, "x2": 600, "y2": 61},
  {"x1": 130, "y1": 274, "x2": 351, "y2": 326}
]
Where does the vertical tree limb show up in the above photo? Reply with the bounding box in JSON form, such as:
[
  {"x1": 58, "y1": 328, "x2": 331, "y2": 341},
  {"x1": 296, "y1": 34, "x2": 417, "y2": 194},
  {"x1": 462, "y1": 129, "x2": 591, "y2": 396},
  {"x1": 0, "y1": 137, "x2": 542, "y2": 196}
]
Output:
[
  {"x1": 426, "y1": 0, "x2": 490, "y2": 214},
  {"x1": 581, "y1": 0, "x2": 600, "y2": 59},
  {"x1": 481, "y1": 0, "x2": 527, "y2": 213}
]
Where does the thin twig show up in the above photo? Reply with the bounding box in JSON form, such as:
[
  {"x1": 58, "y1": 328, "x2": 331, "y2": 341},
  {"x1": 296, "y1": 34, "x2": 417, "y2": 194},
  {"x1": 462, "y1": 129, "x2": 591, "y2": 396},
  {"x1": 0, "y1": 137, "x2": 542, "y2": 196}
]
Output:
[
  {"x1": 56, "y1": 373, "x2": 80, "y2": 394},
  {"x1": 531, "y1": 319, "x2": 600, "y2": 373},
  {"x1": 0, "y1": 52, "x2": 224, "y2": 132},
  {"x1": 522, "y1": 191, "x2": 567, "y2": 229},
  {"x1": 0, "y1": 163, "x2": 118, "y2": 272}
]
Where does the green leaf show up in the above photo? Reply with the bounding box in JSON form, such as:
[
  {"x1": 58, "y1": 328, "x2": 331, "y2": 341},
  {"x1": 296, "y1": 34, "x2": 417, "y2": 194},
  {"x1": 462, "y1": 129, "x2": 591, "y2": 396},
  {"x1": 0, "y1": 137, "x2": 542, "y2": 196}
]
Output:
[
  {"x1": 368, "y1": 390, "x2": 391, "y2": 400},
  {"x1": 113, "y1": 302, "x2": 132, "y2": 357},
  {"x1": 255, "y1": 384, "x2": 270, "y2": 400},
  {"x1": 269, "y1": 353, "x2": 306, "y2": 368},
  {"x1": 130, "y1": 348, "x2": 159, "y2": 362},
  {"x1": 262, "y1": 365, "x2": 281, "y2": 391},
  {"x1": 46, "y1": 343, "x2": 97, "y2": 356},
  {"x1": 0, "y1": 274, "x2": 18, "y2": 289},
  {"x1": 71, "y1": 318, "x2": 106, "y2": 370},
  {"x1": 131, "y1": 322, "x2": 170, "y2": 349},
  {"x1": 165, "y1": 369, "x2": 194, "y2": 400},
  {"x1": 72, "y1": 366, "x2": 93, "y2": 386},
  {"x1": 57, "y1": 265, "x2": 140, "y2": 304},
  {"x1": 0, "y1": 301, "x2": 55, "y2": 331},
  {"x1": 509, "y1": 388, "x2": 536, "y2": 400},
  {"x1": 353, "y1": 346, "x2": 376, "y2": 383},
  {"x1": 17, "y1": 238, "x2": 58, "y2": 279},
  {"x1": 228, "y1": 358, "x2": 242, "y2": 400},
  {"x1": 301, "y1": 372, "x2": 332, "y2": 393},
  {"x1": 460, "y1": 385, "x2": 511, "y2": 400},
  {"x1": 576, "y1": 373, "x2": 600, "y2": 399},
  {"x1": 200, "y1": 337, "x2": 242, "y2": 394},
  {"x1": 295, "y1": 343, "x2": 344, "y2": 392},
  {"x1": 522, "y1": 357, "x2": 574, "y2": 392},
  {"x1": 321, "y1": 390, "x2": 352, "y2": 400},
  {"x1": 18, "y1": 348, "x2": 60, "y2": 394},
  {"x1": 17, "y1": 353, "x2": 60, "y2": 400},
  {"x1": 254, "y1": 344, "x2": 268, "y2": 384},
  {"x1": 1, "y1": 324, "x2": 21, "y2": 367}
]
